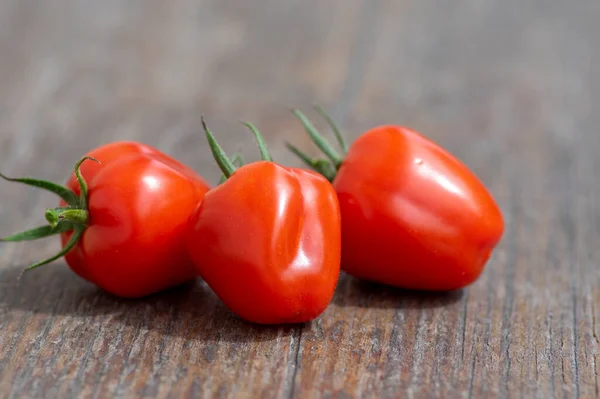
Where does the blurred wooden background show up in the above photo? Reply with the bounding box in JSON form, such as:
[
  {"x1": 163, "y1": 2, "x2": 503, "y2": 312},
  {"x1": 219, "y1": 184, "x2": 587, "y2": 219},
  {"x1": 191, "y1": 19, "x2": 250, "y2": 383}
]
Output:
[{"x1": 0, "y1": 0, "x2": 598, "y2": 397}]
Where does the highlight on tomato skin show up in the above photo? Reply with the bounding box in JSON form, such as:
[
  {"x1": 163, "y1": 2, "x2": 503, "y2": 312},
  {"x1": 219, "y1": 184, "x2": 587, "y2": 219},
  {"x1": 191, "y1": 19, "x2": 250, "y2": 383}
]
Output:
[
  {"x1": 184, "y1": 118, "x2": 341, "y2": 325},
  {"x1": 63, "y1": 141, "x2": 210, "y2": 195},
  {"x1": 286, "y1": 106, "x2": 504, "y2": 291},
  {"x1": 0, "y1": 141, "x2": 211, "y2": 298}
]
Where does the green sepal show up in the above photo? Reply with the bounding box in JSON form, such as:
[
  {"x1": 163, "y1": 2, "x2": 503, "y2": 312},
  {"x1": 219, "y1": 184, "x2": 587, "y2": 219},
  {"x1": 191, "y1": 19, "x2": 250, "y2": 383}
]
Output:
[
  {"x1": 313, "y1": 104, "x2": 348, "y2": 154},
  {"x1": 218, "y1": 153, "x2": 244, "y2": 184},
  {"x1": 242, "y1": 122, "x2": 273, "y2": 162},
  {"x1": 285, "y1": 143, "x2": 335, "y2": 181},
  {"x1": 24, "y1": 224, "x2": 85, "y2": 271},
  {"x1": 1, "y1": 155, "x2": 98, "y2": 271},
  {"x1": 0, "y1": 173, "x2": 79, "y2": 206},
  {"x1": 286, "y1": 142, "x2": 317, "y2": 169},
  {"x1": 313, "y1": 160, "x2": 336, "y2": 182},
  {"x1": 73, "y1": 156, "x2": 100, "y2": 209},
  {"x1": 1, "y1": 223, "x2": 74, "y2": 242},
  {"x1": 202, "y1": 117, "x2": 236, "y2": 178},
  {"x1": 291, "y1": 108, "x2": 343, "y2": 169},
  {"x1": 232, "y1": 153, "x2": 245, "y2": 168}
]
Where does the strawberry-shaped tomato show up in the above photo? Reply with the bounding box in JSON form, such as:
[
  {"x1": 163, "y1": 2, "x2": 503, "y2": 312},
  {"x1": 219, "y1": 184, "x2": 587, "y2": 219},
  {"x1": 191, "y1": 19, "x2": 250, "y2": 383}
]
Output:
[
  {"x1": 186, "y1": 120, "x2": 341, "y2": 324},
  {"x1": 1, "y1": 141, "x2": 211, "y2": 298},
  {"x1": 287, "y1": 106, "x2": 504, "y2": 291}
]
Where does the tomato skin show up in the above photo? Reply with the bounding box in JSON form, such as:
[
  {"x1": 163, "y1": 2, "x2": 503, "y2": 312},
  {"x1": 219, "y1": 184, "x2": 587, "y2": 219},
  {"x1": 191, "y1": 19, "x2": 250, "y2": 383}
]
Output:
[
  {"x1": 333, "y1": 126, "x2": 504, "y2": 291},
  {"x1": 185, "y1": 161, "x2": 341, "y2": 324},
  {"x1": 59, "y1": 142, "x2": 210, "y2": 298},
  {"x1": 63, "y1": 141, "x2": 208, "y2": 192}
]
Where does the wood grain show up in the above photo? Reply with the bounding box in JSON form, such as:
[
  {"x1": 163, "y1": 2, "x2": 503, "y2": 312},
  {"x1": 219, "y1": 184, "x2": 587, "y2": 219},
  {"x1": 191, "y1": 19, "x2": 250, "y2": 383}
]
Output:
[{"x1": 0, "y1": 0, "x2": 598, "y2": 397}]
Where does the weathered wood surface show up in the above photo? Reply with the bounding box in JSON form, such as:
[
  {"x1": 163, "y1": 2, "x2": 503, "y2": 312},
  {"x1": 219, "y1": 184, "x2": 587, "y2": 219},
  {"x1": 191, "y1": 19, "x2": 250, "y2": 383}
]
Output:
[{"x1": 0, "y1": 0, "x2": 598, "y2": 397}]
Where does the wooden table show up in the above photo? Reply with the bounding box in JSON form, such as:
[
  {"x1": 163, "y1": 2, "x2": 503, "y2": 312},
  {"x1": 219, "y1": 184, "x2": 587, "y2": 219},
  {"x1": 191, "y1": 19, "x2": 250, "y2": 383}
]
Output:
[{"x1": 0, "y1": 1, "x2": 598, "y2": 397}]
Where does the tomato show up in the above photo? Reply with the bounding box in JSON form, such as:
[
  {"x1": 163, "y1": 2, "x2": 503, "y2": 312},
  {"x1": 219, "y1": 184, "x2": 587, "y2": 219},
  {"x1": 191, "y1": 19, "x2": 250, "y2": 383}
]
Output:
[
  {"x1": 185, "y1": 120, "x2": 341, "y2": 324},
  {"x1": 64, "y1": 141, "x2": 207, "y2": 191},
  {"x1": 287, "y1": 107, "x2": 504, "y2": 291},
  {"x1": 1, "y1": 141, "x2": 211, "y2": 298}
]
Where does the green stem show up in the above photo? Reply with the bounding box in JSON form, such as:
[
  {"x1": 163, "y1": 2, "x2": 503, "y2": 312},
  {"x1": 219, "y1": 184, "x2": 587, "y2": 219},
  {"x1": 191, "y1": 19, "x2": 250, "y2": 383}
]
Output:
[
  {"x1": 57, "y1": 209, "x2": 89, "y2": 225},
  {"x1": 202, "y1": 116, "x2": 236, "y2": 178},
  {"x1": 313, "y1": 104, "x2": 348, "y2": 154},
  {"x1": 45, "y1": 209, "x2": 61, "y2": 228},
  {"x1": 291, "y1": 109, "x2": 343, "y2": 169},
  {"x1": 45, "y1": 206, "x2": 74, "y2": 227},
  {"x1": 242, "y1": 122, "x2": 273, "y2": 162}
]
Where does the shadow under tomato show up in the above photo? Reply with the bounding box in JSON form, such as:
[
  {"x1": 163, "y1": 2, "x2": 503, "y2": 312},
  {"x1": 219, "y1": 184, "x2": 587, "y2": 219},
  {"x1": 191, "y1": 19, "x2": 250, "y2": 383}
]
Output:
[
  {"x1": 332, "y1": 272, "x2": 465, "y2": 309},
  {"x1": 0, "y1": 264, "x2": 297, "y2": 344}
]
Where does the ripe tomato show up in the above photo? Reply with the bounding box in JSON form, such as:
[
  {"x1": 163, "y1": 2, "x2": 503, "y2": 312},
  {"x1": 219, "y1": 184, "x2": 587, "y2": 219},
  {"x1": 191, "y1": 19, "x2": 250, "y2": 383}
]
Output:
[
  {"x1": 288, "y1": 107, "x2": 504, "y2": 291},
  {"x1": 186, "y1": 120, "x2": 341, "y2": 324},
  {"x1": 1, "y1": 141, "x2": 211, "y2": 298},
  {"x1": 64, "y1": 141, "x2": 207, "y2": 191}
]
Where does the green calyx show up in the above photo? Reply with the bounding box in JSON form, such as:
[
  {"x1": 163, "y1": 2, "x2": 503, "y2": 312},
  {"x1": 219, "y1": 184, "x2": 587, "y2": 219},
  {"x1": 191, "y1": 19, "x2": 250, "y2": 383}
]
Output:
[
  {"x1": 285, "y1": 143, "x2": 336, "y2": 181},
  {"x1": 201, "y1": 116, "x2": 273, "y2": 183},
  {"x1": 218, "y1": 153, "x2": 244, "y2": 184},
  {"x1": 0, "y1": 156, "x2": 99, "y2": 270},
  {"x1": 242, "y1": 122, "x2": 273, "y2": 162},
  {"x1": 288, "y1": 105, "x2": 348, "y2": 181}
]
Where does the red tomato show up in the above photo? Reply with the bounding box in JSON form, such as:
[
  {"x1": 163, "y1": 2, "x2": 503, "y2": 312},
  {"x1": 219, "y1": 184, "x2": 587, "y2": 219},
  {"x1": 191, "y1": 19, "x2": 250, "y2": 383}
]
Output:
[
  {"x1": 186, "y1": 121, "x2": 341, "y2": 324},
  {"x1": 335, "y1": 126, "x2": 504, "y2": 290},
  {"x1": 289, "y1": 109, "x2": 504, "y2": 291},
  {"x1": 2, "y1": 141, "x2": 211, "y2": 298},
  {"x1": 63, "y1": 141, "x2": 207, "y2": 191}
]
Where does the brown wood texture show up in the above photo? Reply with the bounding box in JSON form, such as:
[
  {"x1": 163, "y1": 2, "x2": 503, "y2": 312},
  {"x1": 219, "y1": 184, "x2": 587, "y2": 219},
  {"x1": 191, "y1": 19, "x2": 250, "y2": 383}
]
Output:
[{"x1": 0, "y1": 0, "x2": 598, "y2": 397}]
